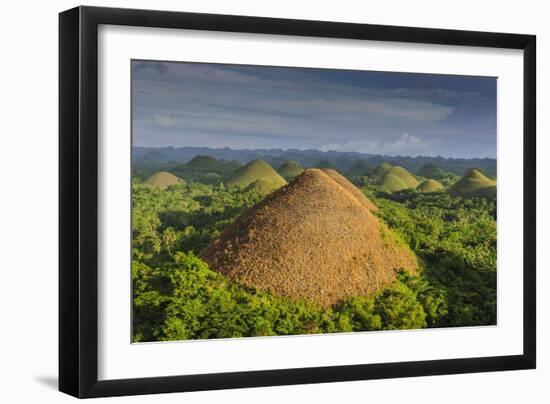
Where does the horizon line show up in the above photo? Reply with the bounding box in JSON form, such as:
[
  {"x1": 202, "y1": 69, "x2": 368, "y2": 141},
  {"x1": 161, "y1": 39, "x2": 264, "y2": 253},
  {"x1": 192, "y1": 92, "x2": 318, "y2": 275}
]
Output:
[{"x1": 132, "y1": 145, "x2": 496, "y2": 160}]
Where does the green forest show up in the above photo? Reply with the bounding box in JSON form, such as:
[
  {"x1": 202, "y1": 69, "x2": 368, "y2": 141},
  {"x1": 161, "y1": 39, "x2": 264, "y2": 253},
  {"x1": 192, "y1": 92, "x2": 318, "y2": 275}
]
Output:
[{"x1": 132, "y1": 157, "x2": 496, "y2": 342}]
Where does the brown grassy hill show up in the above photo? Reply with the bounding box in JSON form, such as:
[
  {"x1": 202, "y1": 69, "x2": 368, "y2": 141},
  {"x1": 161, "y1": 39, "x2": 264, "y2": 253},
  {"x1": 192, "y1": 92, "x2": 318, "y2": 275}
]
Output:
[
  {"x1": 201, "y1": 169, "x2": 417, "y2": 307},
  {"x1": 144, "y1": 171, "x2": 183, "y2": 189},
  {"x1": 321, "y1": 169, "x2": 378, "y2": 211}
]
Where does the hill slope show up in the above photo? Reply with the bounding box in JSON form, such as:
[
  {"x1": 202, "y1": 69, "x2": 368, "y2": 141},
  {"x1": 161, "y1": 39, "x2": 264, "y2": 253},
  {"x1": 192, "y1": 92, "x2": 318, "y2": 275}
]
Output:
[
  {"x1": 417, "y1": 163, "x2": 448, "y2": 179},
  {"x1": 245, "y1": 179, "x2": 284, "y2": 197},
  {"x1": 448, "y1": 169, "x2": 496, "y2": 197},
  {"x1": 278, "y1": 160, "x2": 304, "y2": 179},
  {"x1": 378, "y1": 166, "x2": 419, "y2": 191},
  {"x1": 417, "y1": 179, "x2": 444, "y2": 193},
  {"x1": 321, "y1": 169, "x2": 378, "y2": 211},
  {"x1": 144, "y1": 171, "x2": 182, "y2": 189},
  {"x1": 227, "y1": 159, "x2": 287, "y2": 189},
  {"x1": 372, "y1": 162, "x2": 392, "y2": 178},
  {"x1": 201, "y1": 169, "x2": 417, "y2": 306}
]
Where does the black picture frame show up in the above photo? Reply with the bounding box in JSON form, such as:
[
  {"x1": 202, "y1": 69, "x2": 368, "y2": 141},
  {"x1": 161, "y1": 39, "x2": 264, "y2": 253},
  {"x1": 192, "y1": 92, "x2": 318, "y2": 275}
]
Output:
[{"x1": 59, "y1": 5, "x2": 536, "y2": 398}]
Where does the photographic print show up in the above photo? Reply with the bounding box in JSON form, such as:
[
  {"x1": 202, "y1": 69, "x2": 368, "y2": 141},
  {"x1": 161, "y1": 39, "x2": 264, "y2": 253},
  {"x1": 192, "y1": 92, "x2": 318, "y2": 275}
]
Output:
[{"x1": 131, "y1": 60, "x2": 497, "y2": 343}]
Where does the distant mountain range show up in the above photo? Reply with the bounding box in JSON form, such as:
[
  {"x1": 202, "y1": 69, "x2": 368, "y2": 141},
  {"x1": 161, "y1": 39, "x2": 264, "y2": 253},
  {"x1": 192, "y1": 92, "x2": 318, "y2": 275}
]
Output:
[{"x1": 133, "y1": 146, "x2": 497, "y2": 178}]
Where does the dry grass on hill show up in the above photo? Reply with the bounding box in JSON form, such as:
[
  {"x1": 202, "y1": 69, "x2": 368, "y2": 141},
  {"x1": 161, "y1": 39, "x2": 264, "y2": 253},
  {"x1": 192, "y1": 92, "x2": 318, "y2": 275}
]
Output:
[
  {"x1": 321, "y1": 168, "x2": 378, "y2": 212},
  {"x1": 201, "y1": 169, "x2": 417, "y2": 307}
]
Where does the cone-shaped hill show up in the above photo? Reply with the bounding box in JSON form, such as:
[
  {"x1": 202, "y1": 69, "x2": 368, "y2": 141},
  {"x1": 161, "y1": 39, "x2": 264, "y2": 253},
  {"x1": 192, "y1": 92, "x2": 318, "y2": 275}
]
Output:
[
  {"x1": 278, "y1": 160, "x2": 304, "y2": 179},
  {"x1": 416, "y1": 179, "x2": 444, "y2": 193},
  {"x1": 186, "y1": 155, "x2": 220, "y2": 169},
  {"x1": 226, "y1": 159, "x2": 287, "y2": 190},
  {"x1": 321, "y1": 169, "x2": 378, "y2": 212},
  {"x1": 201, "y1": 169, "x2": 417, "y2": 307},
  {"x1": 448, "y1": 169, "x2": 496, "y2": 198},
  {"x1": 144, "y1": 171, "x2": 183, "y2": 189},
  {"x1": 372, "y1": 162, "x2": 392, "y2": 178},
  {"x1": 377, "y1": 166, "x2": 419, "y2": 191}
]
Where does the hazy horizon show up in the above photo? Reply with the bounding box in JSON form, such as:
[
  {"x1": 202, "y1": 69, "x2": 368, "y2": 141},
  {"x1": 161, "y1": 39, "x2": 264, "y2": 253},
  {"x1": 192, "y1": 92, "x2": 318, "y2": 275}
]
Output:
[
  {"x1": 132, "y1": 60, "x2": 497, "y2": 159},
  {"x1": 133, "y1": 145, "x2": 497, "y2": 161}
]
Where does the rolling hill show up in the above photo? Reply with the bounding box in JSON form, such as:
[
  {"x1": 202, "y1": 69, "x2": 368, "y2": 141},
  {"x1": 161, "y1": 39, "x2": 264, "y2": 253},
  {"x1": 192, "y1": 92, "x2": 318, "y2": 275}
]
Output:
[
  {"x1": 144, "y1": 171, "x2": 183, "y2": 189},
  {"x1": 245, "y1": 179, "x2": 284, "y2": 197},
  {"x1": 417, "y1": 163, "x2": 448, "y2": 180},
  {"x1": 416, "y1": 179, "x2": 444, "y2": 193},
  {"x1": 448, "y1": 169, "x2": 496, "y2": 198},
  {"x1": 377, "y1": 166, "x2": 419, "y2": 191},
  {"x1": 201, "y1": 169, "x2": 417, "y2": 307},
  {"x1": 372, "y1": 162, "x2": 392, "y2": 178},
  {"x1": 277, "y1": 160, "x2": 304, "y2": 179},
  {"x1": 226, "y1": 159, "x2": 287, "y2": 190},
  {"x1": 170, "y1": 155, "x2": 241, "y2": 184}
]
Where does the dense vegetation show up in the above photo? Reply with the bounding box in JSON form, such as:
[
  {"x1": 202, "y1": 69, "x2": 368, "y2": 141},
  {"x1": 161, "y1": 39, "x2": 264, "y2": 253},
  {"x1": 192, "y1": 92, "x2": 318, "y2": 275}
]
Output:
[{"x1": 132, "y1": 163, "x2": 496, "y2": 342}]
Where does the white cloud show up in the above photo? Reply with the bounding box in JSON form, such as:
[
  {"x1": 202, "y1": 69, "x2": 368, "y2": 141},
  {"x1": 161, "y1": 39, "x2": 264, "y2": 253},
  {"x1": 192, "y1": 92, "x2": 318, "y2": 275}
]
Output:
[{"x1": 320, "y1": 133, "x2": 432, "y2": 156}]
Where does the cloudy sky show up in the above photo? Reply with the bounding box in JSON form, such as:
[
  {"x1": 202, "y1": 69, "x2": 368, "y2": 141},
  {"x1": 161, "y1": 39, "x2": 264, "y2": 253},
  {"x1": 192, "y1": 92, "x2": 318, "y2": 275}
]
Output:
[{"x1": 132, "y1": 60, "x2": 496, "y2": 158}]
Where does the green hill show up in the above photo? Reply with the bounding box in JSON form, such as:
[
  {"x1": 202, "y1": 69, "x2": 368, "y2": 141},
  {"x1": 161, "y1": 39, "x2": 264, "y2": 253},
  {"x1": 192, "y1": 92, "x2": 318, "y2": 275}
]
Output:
[
  {"x1": 448, "y1": 169, "x2": 496, "y2": 198},
  {"x1": 170, "y1": 155, "x2": 241, "y2": 184},
  {"x1": 144, "y1": 171, "x2": 183, "y2": 189},
  {"x1": 347, "y1": 159, "x2": 372, "y2": 176},
  {"x1": 378, "y1": 166, "x2": 419, "y2": 191},
  {"x1": 377, "y1": 174, "x2": 408, "y2": 191},
  {"x1": 186, "y1": 155, "x2": 220, "y2": 169},
  {"x1": 417, "y1": 163, "x2": 448, "y2": 180},
  {"x1": 278, "y1": 160, "x2": 304, "y2": 179},
  {"x1": 227, "y1": 159, "x2": 287, "y2": 190},
  {"x1": 372, "y1": 162, "x2": 392, "y2": 178},
  {"x1": 417, "y1": 179, "x2": 444, "y2": 193},
  {"x1": 245, "y1": 179, "x2": 284, "y2": 196}
]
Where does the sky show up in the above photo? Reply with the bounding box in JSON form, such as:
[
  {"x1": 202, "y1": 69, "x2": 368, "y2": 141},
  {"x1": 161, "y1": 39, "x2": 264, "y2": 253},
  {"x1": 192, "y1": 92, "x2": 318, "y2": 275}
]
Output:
[{"x1": 132, "y1": 60, "x2": 497, "y2": 158}]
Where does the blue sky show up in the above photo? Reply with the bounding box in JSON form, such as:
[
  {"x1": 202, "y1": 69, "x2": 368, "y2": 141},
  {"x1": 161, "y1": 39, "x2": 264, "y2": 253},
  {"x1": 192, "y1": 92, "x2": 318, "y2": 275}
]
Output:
[{"x1": 132, "y1": 60, "x2": 496, "y2": 158}]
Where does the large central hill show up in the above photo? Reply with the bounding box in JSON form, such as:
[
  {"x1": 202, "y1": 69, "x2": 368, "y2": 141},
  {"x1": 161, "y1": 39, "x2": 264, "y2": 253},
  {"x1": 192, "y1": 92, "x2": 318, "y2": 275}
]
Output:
[
  {"x1": 321, "y1": 169, "x2": 378, "y2": 212},
  {"x1": 201, "y1": 169, "x2": 418, "y2": 306}
]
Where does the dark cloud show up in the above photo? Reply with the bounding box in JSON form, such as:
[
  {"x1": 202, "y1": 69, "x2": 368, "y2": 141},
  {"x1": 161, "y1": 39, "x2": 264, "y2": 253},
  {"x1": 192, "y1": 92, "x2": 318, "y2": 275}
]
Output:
[{"x1": 131, "y1": 60, "x2": 496, "y2": 158}]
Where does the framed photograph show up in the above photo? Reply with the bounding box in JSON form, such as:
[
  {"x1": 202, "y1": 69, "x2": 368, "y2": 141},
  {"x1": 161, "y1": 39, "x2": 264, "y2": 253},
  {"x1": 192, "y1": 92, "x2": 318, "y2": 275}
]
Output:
[{"x1": 59, "y1": 6, "x2": 536, "y2": 398}]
